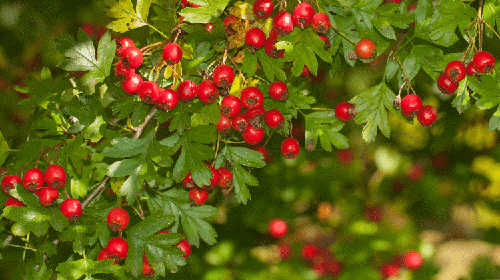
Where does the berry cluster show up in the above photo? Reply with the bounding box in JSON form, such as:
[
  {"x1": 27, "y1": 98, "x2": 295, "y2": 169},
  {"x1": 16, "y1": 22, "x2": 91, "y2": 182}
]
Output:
[
  {"x1": 183, "y1": 163, "x2": 233, "y2": 205},
  {"x1": 380, "y1": 250, "x2": 423, "y2": 278},
  {"x1": 397, "y1": 94, "x2": 438, "y2": 126}
]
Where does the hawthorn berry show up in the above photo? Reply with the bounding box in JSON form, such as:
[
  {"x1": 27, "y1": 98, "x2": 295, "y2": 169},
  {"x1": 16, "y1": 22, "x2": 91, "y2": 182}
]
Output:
[
  {"x1": 384, "y1": 0, "x2": 402, "y2": 3},
  {"x1": 107, "y1": 237, "x2": 129, "y2": 261},
  {"x1": 217, "y1": 167, "x2": 233, "y2": 189},
  {"x1": 246, "y1": 106, "x2": 266, "y2": 125},
  {"x1": 265, "y1": 38, "x2": 284, "y2": 58},
  {"x1": 335, "y1": 101, "x2": 357, "y2": 121},
  {"x1": 473, "y1": 51, "x2": 495, "y2": 73},
  {"x1": 23, "y1": 168, "x2": 44, "y2": 192},
  {"x1": 253, "y1": 0, "x2": 274, "y2": 19},
  {"x1": 5, "y1": 197, "x2": 25, "y2": 207},
  {"x1": 116, "y1": 37, "x2": 135, "y2": 56},
  {"x1": 301, "y1": 65, "x2": 311, "y2": 76},
  {"x1": 293, "y1": 2, "x2": 315, "y2": 29},
  {"x1": 142, "y1": 254, "x2": 155, "y2": 277},
  {"x1": 182, "y1": 172, "x2": 196, "y2": 188},
  {"x1": 197, "y1": 80, "x2": 219, "y2": 103},
  {"x1": 120, "y1": 47, "x2": 143, "y2": 69},
  {"x1": 407, "y1": 164, "x2": 425, "y2": 182},
  {"x1": 268, "y1": 81, "x2": 289, "y2": 101},
  {"x1": 212, "y1": 65, "x2": 235, "y2": 88},
  {"x1": 318, "y1": 35, "x2": 331, "y2": 50},
  {"x1": 466, "y1": 61, "x2": 477, "y2": 76},
  {"x1": 273, "y1": 11, "x2": 294, "y2": 35},
  {"x1": 115, "y1": 60, "x2": 135, "y2": 82},
  {"x1": 355, "y1": 39, "x2": 377, "y2": 59},
  {"x1": 38, "y1": 187, "x2": 59, "y2": 206},
  {"x1": 437, "y1": 73, "x2": 459, "y2": 95},
  {"x1": 60, "y1": 198, "x2": 82, "y2": 221},
  {"x1": 404, "y1": 250, "x2": 423, "y2": 269},
  {"x1": 176, "y1": 239, "x2": 192, "y2": 258},
  {"x1": 401, "y1": 94, "x2": 423, "y2": 118},
  {"x1": 223, "y1": 15, "x2": 238, "y2": 35},
  {"x1": 189, "y1": 187, "x2": 209, "y2": 205},
  {"x1": 417, "y1": 105, "x2": 438, "y2": 126},
  {"x1": 220, "y1": 95, "x2": 242, "y2": 117},
  {"x1": 445, "y1": 61, "x2": 466, "y2": 82},
  {"x1": 281, "y1": 138, "x2": 300, "y2": 159},
  {"x1": 242, "y1": 125, "x2": 265, "y2": 145},
  {"x1": 311, "y1": 13, "x2": 331, "y2": 34},
  {"x1": 1, "y1": 174, "x2": 21, "y2": 195},
  {"x1": 301, "y1": 244, "x2": 319, "y2": 261},
  {"x1": 162, "y1": 43, "x2": 182, "y2": 65},
  {"x1": 245, "y1": 27, "x2": 266, "y2": 51},
  {"x1": 268, "y1": 218, "x2": 288, "y2": 238},
  {"x1": 177, "y1": 80, "x2": 198, "y2": 102},
  {"x1": 138, "y1": 81, "x2": 160, "y2": 104},
  {"x1": 232, "y1": 113, "x2": 250, "y2": 132},
  {"x1": 240, "y1": 87, "x2": 264, "y2": 109},
  {"x1": 265, "y1": 109, "x2": 285, "y2": 129},
  {"x1": 313, "y1": 262, "x2": 328, "y2": 277},
  {"x1": 122, "y1": 73, "x2": 143, "y2": 95},
  {"x1": 381, "y1": 263, "x2": 399, "y2": 278},
  {"x1": 203, "y1": 164, "x2": 220, "y2": 190},
  {"x1": 97, "y1": 248, "x2": 109, "y2": 261},
  {"x1": 107, "y1": 207, "x2": 130, "y2": 231},
  {"x1": 205, "y1": 24, "x2": 214, "y2": 34},
  {"x1": 216, "y1": 114, "x2": 232, "y2": 134},
  {"x1": 157, "y1": 88, "x2": 179, "y2": 111}
]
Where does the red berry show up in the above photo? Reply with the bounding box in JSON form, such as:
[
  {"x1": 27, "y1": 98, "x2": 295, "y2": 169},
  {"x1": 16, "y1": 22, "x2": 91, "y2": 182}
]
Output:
[
  {"x1": 268, "y1": 81, "x2": 288, "y2": 101},
  {"x1": 23, "y1": 168, "x2": 44, "y2": 192},
  {"x1": 364, "y1": 205, "x2": 383, "y2": 222},
  {"x1": 246, "y1": 106, "x2": 266, "y2": 123},
  {"x1": 473, "y1": 51, "x2": 495, "y2": 73},
  {"x1": 213, "y1": 65, "x2": 235, "y2": 88},
  {"x1": 116, "y1": 37, "x2": 135, "y2": 56},
  {"x1": 265, "y1": 109, "x2": 285, "y2": 129},
  {"x1": 217, "y1": 167, "x2": 233, "y2": 189},
  {"x1": 5, "y1": 197, "x2": 25, "y2": 207},
  {"x1": 404, "y1": 250, "x2": 423, "y2": 269},
  {"x1": 437, "y1": 72, "x2": 459, "y2": 94},
  {"x1": 107, "y1": 237, "x2": 129, "y2": 261},
  {"x1": 240, "y1": 87, "x2": 264, "y2": 109},
  {"x1": 232, "y1": 113, "x2": 250, "y2": 132},
  {"x1": 384, "y1": 0, "x2": 402, "y2": 3},
  {"x1": 97, "y1": 248, "x2": 110, "y2": 261},
  {"x1": 355, "y1": 39, "x2": 377, "y2": 59},
  {"x1": 327, "y1": 260, "x2": 343, "y2": 276},
  {"x1": 189, "y1": 187, "x2": 209, "y2": 205},
  {"x1": 407, "y1": 164, "x2": 424, "y2": 182},
  {"x1": 182, "y1": 172, "x2": 196, "y2": 188},
  {"x1": 335, "y1": 101, "x2": 357, "y2": 121},
  {"x1": 466, "y1": 61, "x2": 477, "y2": 76},
  {"x1": 293, "y1": 2, "x2": 315, "y2": 29},
  {"x1": 318, "y1": 35, "x2": 331, "y2": 50},
  {"x1": 60, "y1": 198, "x2": 82, "y2": 221},
  {"x1": 38, "y1": 187, "x2": 59, "y2": 206},
  {"x1": 162, "y1": 43, "x2": 182, "y2": 65},
  {"x1": 216, "y1": 114, "x2": 232, "y2": 134},
  {"x1": 107, "y1": 207, "x2": 130, "y2": 231},
  {"x1": 401, "y1": 94, "x2": 423, "y2": 118},
  {"x1": 268, "y1": 218, "x2": 288, "y2": 238},
  {"x1": 381, "y1": 263, "x2": 399, "y2": 278},
  {"x1": 1, "y1": 174, "x2": 21, "y2": 195},
  {"x1": 264, "y1": 38, "x2": 284, "y2": 58},
  {"x1": 301, "y1": 244, "x2": 319, "y2": 261},
  {"x1": 279, "y1": 243, "x2": 292, "y2": 259},
  {"x1": 203, "y1": 164, "x2": 219, "y2": 189},
  {"x1": 138, "y1": 81, "x2": 160, "y2": 104},
  {"x1": 197, "y1": 80, "x2": 219, "y2": 103},
  {"x1": 204, "y1": 22, "x2": 214, "y2": 33},
  {"x1": 177, "y1": 80, "x2": 198, "y2": 102},
  {"x1": 120, "y1": 47, "x2": 143, "y2": 69},
  {"x1": 311, "y1": 13, "x2": 331, "y2": 34},
  {"x1": 417, "y1": 105, "x2": 438, "y2": 126},
  {"x1": 245, "y1": 28, "x2": 266, "y2": 51},
  {"x1": 281, "y1": 138, "x2": 300, "y2": 159},
  {"x1": 272, "y1": 11, "x2": 294, "y2": 35},
  {"x1": 312, "y1": 262, "x2": 328, "y2": 277},
  {"x1": 223, "y1": 16, "x2": 238, "y2": 35},
  {"x1": 301, "y1": 65, "x2": 311, "y2": 76},
  {"x1": 142, "y1": 254, "x2": 155, "y2": 277},
  {"x1": 176, "y1": 239, "x2": 192, "y2": 258},
  {"x1": 337, "y1": 149, "x2": 354, "y2": 165},
  {"x1": 253, "y1": 0, "x2": 274, "y2": 19},
  {"x1": 220, "y1": 95, "x2": 242, "y2": 117},
  {"x1": 157, "y1": 88, "x2": 179, "y2": 111},
  {"x1": 122, "y1": 73, "x2": 143, "y2": 95},
  {"x1": 445, "y1": 61, "x2": 466, "y2": 82},
  {"x1": 242, "y1": 125, "x2": 265, "y2": 145},
  {"x1": 115, "y1": 60, "x2": 135, "y2": 82}
]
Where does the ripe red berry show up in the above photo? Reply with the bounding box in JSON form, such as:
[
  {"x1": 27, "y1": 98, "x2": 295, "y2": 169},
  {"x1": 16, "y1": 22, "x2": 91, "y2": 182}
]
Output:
[
  {"x1": 176, "y1": 239, "x2": 192, "y2": 258},
  {"x1": 246, "y1": 106, "x2": 266, "y2": 123},
  {"x1": 445, "y1": 61, "x2": 466, "y2": 82},
  {"x1": 473, "y1": 51, "x2": 495, "y2": 73},
  {"x1": 264, "y1": 38, "x2": 284, "y2": 58},
  {"x1": 313, "y1": 262, "x2": 328, "y2": 277},
  {"x1": 381, "y1": 263, "x2": 399, "y2": 278},
  {"x1": 212, "y1": 65, "x2": 235, "y2": 88},
  {"x1": 120, "y1": 47, "x2": 143, "y2": 69},
  {"x1": 337, "y1": 149, "x2": 354, "y2": 165},
  {"x1": 293, "y1": 2, "x2": 315, "y2": 29},
  {"x1": 220, "y1": 95, "x2": 242, "y2": 117},
  {"x1": 242, "y1": 125, "x2": 265, "y2": 145},
  {"x1": 404, "y1": 250, "x2": 423, "y2": 269},
  {"x1": 268, "y1": 218, "x2": 288, "y2": 238},
  {"x1": 157, "y1": 88, "x2": 179, "y2": 111},
  {"x1": 203, "y1": 164, "x2": 219, "y2": 189},
  {"x1": 138, "y1": 81, "x2": 160, "y2": 104},
  {"x1": 107, "y1": 237, "x2": 129, "y2": 261},
  {"x1": 253, "y1": 0, "x2": 274, "y2": 19},
  {"x1": 265, "y1": 109, "x2": 285, "y2": 129},
  {"x1": 177, "y1": 80, "x2": 198, "y2": 102},
  {"x1": 142, "y1": 254, "x2": 155, "y2": 277},
  {"x1": 401, "y1": 94, "x2": 423, "y2": 118},
  {"x1": 245, "y1": 27, "x2": 266, "y2": 51},
  {"x1": 216, "y1": 114, "x2": 232, "y2": 134},
  {"x1": 116, "y1": 37, "x2": 135, "y2": 56},
  {"x1": 240, "y1": 87, "x2": 264, "y2": 109},
  {"x1": 23, "y1": 168, "x2": 44, "y2": 192},
  {"x1": 122, "y1": 73, "x2": 143, "y2": 95},
  {"x1": 301, "y1": 244, "x2": 319, "y2": 261},
  {"x1": 60, "y1": 198, "x2": 82, "y2": 221},
  {"x1": 273, "y1": 11, "x2": 294, "y2": 35},
  {"x1": 384, "y1": 0, "x2": 402, "y2": 3},
  {"x1": 115, "y1": 60, "x2": 135, "y2": 82},
  {"x1": 279, "y1": 243, "x2": 292, "y2": 259},
  {"x1": 437, "y1": 73, "x2": 459, "y2": 94},
  {"x1": 162, "y1": 43, "x2": 182, "y2": 65},
  {"x1": 97, "y1": 248, "x2": 109, "y2": 261},
  {"x1": 355, "y1": 39, "x2": 377, "y2": 59},
  {"x1": 223, "y1": 15, "x2": 238, "y2": 35},
  {"x1": 232, "y1": 113, "x2": 250, "y2": 132},
  {"x1": 182, "y1": 172, "x2": 196, "y2": 188},
  {"x1": 5, "y1": 197, "x2": 25, "y2": 207},
  {"x1": 189, "y1": 187, "x2": 209, "y2": 205},
  {"x1": 466, "y1": 61, "x2": 477, "y2": 76},
  {"x1": 107, "y1": 207, "x2": 130, "y2": 231},
  {"x1": 197, "y1": 80, "x2": 219, "y2": 103},
  {"x1": 335, "y1": 101, "x2": 357, "y2": 121},
  {"x1": 364, "y1": 205, "x2": 383, "y2": 222},
  {"x1": 1, "y1": 174, "x2": 21, "y2": 195},
  {"x1": 311, "y1": 13, "x2": 331, "y2": 34},
  {"x1": 281, "y1": 138, "x2": 300, "y2": 159},
  {"x1": 268, "y1": 81, "x2": 288, "y2": 101},
  {"x1": 38, "y1": 187, "x2": 59, "y2": 206},
  {"x1": 301, "y1": 65, "x2": 311, "y2": 76},
  {"x1": 417, "y1": 105, "x2": 438, "y2": 126},
  {"x1": 217, "y1": 167, "x2": 233, "y2": 189}
]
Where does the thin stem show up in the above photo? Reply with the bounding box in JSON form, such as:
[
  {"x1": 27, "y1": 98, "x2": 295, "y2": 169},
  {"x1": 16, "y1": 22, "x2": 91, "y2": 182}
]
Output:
[
  {"x1": 6, "y1": 244, "x2": 37, "y2": 252},
  {"x1": 213, "y1": 136, "x2": 220, "y2": 166},
  {"x1": 330, "y1": 23, "x2": 356, "y2": 45},
  {"x1": 136, "y1": 197, "x2": 145, "y2": 219},
  {"x1": 220, "y1": 139, "x2": 246, "y2": 144},
  {"x1": 482, "y1": 19, "x2": 500, "y2": 40},
  {"x1": 308, "y1": 107, "x2": 335, "y2": 111},
  {"x1": 263, "y1": 130, "x2": 274, "y2": 146},
  {"x1": 392, "y1": 55, "x2": 416, "y2": 95},
  {"x1": 140, "y1": 40, "x2": 168, "y2": 53},
  {"x1": 146, "y1": 23, "x2": 169, "y2": 39},
  {"x1": 36, "y1": 147, "x2": 45, "y2": 168},
  {"x1": 228, "y1": 55, "x2": 247, "y2": 86},
  {"x1": 133, "y1": 108, "x2": 158, "y2": 138},
  {"x1": 478, "y1": 0, "x2": 484, "y2": 51}
]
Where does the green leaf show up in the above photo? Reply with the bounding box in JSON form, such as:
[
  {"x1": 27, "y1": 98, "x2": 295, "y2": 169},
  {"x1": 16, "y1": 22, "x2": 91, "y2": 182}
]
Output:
[
  {"x1": 63, "y1": 135, "x2": 91, "y2": 174},
  {"x1": 111, "y1": 96, "x2": 136, "y2": 120},
  {"x1": 118, "y1": 162, "x2": 147, "y2": 204},
  {"x1": 452, "y1": 77, "x2": 471, "y2": 114},
  {"x1": 60, "y1": 224, "x2": 89, "y2": 254},
  {"x1": 305, "y1": 111, "x2": 349, "y2": 151},
  {"x1": 102, "y1": 136, "x2": 152, "y2": 158},
  {"x1": 82, "y1": 115, "x2": 106, "y2": 143},
  {"x1": 484, "y1": 0, "x2": 500, "y2": 38},
  {"x1": 0, "y1": 130, "x2": 9, "y2": 167},
  {"x1": 56, "y1": 258, "x2": 119, "y2": 280},
  {"x1": 104, "y1": 0, "x2": 151, "y2": 33},
  {"x1": 241, "y1": 49, "x2": 258, "y2": 77},
  {"x1": 489, "y1": 107, "x2": 500, "y2": 131},
  {"x1": 26, "y1": 263, "x2": 52, "y2": 280},
  {"x1": 351, "y1": 82, "x2": 395, "y2": 143},
  {"x1": 468, "y1": 75, "x2": 500, "y2": 110},
  {"x1": 255, "y1": 49, "x2": 286, "y2": 82},
  {"x1": 191, "y1": 103, "x2": 220, "y2": 126},
  {"x1": 224, "y1": 146, "x2": 265, "y2": 168},
  {"x1": 179, "y1": 0, "x2": 231, "y2": 23}
]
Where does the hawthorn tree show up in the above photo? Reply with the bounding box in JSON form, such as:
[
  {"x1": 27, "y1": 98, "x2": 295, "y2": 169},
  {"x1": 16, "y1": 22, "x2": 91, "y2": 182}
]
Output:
[{"x1": 1, "y1": 0, "x2": 500, "y2": 279}]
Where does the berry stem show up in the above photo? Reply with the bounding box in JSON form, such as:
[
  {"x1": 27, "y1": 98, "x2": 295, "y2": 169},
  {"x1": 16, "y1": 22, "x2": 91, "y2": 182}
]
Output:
[
  {"x1": 213, "y1": 136, "x2": 221, "y2": 166},
  {"x1": 220, "y1": 139, "x2": 246, "y2": 144},
  {"x1": 481, "y1": 18, "x2": 500, "y2": 41},
  {"x1": 137, "y1": 197, "x2": 145, "y2": 219},
  {"x1": 463, "y1": 20, "x2": 478, "y2": 62},
  {"x1": 313, "y1": 1, "x2": 356, "y2": 45},
  {"x1": 478, "y1": 0, "x2": 484, "y2": 51},
  {"x1": 146, "y1": 22, "x2": 169, "y2": 39},
  {"x1": 392, "y1": 55, "x2": 416, "y2": 95}
]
